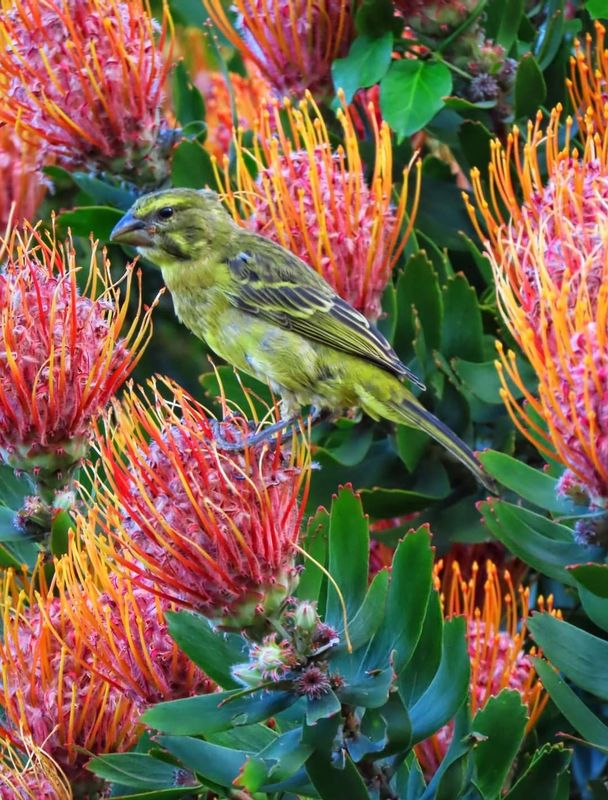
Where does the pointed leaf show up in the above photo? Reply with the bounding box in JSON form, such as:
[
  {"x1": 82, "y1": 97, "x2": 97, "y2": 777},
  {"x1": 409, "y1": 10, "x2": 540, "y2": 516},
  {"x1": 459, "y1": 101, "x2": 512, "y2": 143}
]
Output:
[
  {"x1": 306, "y1": 750, "x2": 370, "y2": 800},
  {"x1": 87, "y1": 753, "x2": 199, "y2": 789},
  {"x1": 441, "y1": 273, "x2": 483, "y2": 362},
  {"x1": 332, "y1": 32, "x2": 393, "y2": 103},
  {"x1": 380, "y1": 60, "x2": 452, "y2": 139},
  {"x1": 157, "y1": 736, "x2": 248, "y2": 788},
  {"x1": 528, "y1": 613, "x2": 608, "y2": 700},
  {"x1": 472, "y1": 690, "x2": 528, "y2": 799},
  {"x1": 504, "y1": 744, "x2": 571, "y2": 800},
  {"x1": 166, "y1": 611, "x2": 244, "y2": 689},
  {"x1": 569, "y1": 564, "x2": 608, "y2": 633}
]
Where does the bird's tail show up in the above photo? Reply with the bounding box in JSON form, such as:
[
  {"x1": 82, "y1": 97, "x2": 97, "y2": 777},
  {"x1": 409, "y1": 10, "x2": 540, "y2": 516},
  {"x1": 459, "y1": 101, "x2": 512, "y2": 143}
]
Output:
[{"x1": 383, "y1": 396, "x2": 495, "y2": 492}]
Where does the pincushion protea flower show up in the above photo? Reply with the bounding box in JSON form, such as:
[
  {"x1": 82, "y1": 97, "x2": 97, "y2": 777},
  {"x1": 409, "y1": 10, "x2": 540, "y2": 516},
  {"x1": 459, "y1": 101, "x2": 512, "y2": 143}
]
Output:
[
  {"x1": 203, "y1": 0, "x2": 351, "y2": 98},
  {"x1": 0, "y1": 223, "x2": 154, "y2": 498},
  {"x1": 49, "y1": 524, "x2": 216, "y2": 705},
  {"x1": 465, "y1": 107, "x2": 608, "y2": 506},
  {"x1": 415, "y1": 559, "x2": 554, "y2": 777},
  {"x1": 567, "y1": 21, "x2": 608, "y2": 135},
  {"x1": 88, "y1": 375, "x2": 311, "y2": 628},
  {"x1": 0, "y1": 127, "x2": 46, "y2": 233},
  {"x1": 0, "y1": 0, "x2": 173, "y2": 182},
  {"x1": 0, "y1": 564, "x2": 140, "y2": 785},
  {"x1": 215, "y1": 92, "x2": 421, "y2": 321},
  {"x1": 0, "y1": 734, "x2": 71, "y2": 800}
]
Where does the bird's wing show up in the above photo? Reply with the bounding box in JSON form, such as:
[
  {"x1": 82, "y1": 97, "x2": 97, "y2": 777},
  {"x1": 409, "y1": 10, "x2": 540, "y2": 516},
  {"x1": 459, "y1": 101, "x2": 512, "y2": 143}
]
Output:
[{"x1": 224, "y1": 242, "x2": 425, "y2": 388}]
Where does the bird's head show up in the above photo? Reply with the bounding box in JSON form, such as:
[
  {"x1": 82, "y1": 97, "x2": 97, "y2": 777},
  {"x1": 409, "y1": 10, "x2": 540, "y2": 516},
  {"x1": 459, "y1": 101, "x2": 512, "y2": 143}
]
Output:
[{"x1": 110, "y1": 188, "x2": 235, "y2": 269}]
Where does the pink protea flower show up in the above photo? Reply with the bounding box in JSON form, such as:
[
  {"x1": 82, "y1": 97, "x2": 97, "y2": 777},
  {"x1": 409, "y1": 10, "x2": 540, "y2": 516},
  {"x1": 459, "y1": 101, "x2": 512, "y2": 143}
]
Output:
[
  {"x1": 0, "y1": 0, "x2": 174, "y2": 182},
  {"x1": 415, "y1": 559, "x2": 554, "y2": 778},
  {"x1": 215, "y1": 93, "x2": 421, "y2": 321},
  {"x1": 465, "y1": 107, "x2": 608, "y2": 506},
  {"x1": 0, "y1": 566, "x2": 140, "y2": 785},
  {"x1": 0, "y1": 223, "x2": 154, "y2": 496},
  {"x1": 50, "y1": 528, "x2": 216, "y2": 705},
  {"x1": 0, "y1": 734, "x2": 71, "y2": 800},
  {"x1": 203, "y1": 0, "x2": 352, "y2": 98},
  {"x1": 395, "y1": 0, "x2": 480, "y2": 35},
  {"x1": 90, "y1": 376, "x2": 312, "y2": 628},
  {"x1": 0, "y1": 127, "x2": 46, "y2": 234}
]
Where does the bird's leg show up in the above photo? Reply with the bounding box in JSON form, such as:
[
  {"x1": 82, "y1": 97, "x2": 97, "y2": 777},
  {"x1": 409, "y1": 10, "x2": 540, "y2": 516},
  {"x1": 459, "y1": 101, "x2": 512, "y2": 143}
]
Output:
[{"x1": 211, "y1": 405, "x2": 325, "y2": 451}]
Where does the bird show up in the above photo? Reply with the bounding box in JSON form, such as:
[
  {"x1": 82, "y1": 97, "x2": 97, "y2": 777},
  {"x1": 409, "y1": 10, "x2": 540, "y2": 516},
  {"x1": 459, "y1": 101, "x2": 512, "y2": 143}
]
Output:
[{"x1": 110, "y1": 187, "x2": 491, "y2": 489}]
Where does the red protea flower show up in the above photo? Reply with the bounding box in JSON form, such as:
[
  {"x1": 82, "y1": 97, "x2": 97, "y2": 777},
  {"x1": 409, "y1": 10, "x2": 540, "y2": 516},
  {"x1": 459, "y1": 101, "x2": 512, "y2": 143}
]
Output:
[
  {"x1": 465, "y1": 107, "x2": 608, "y2": 506},
  {"x1": 215, "y1": 92, "x2": 421, "y2": 321},
  {"x1": 0, "y1": 734, "x2": 71, "y2": 800},
  {"x1": 567, "y1": 21, "x2": 608, "y2": 135},
  {"x1": 0, "y1": 0, "x2": 174, "y2": 182},
  {"x1": 203, "y1": 0, "x2": 352, "y2": 98},
  {"x1": 415, "y1": 559, "x2": 554, "y2": 778},
  {"x1": 0, "y1": 565, "x2": 140, "y2": 786},
  {"x1": 0, "y1": 223, "x2": 154, "y2": 497},
  {"x1": 89, "y1": 376, "x2": 312, "y2": 628},
  {"x1": 49, "y1": 524, "x2": 216, "y2": 705},
  {"x1": 0, "y1": 126, "x2": 46, "y2": 233}
]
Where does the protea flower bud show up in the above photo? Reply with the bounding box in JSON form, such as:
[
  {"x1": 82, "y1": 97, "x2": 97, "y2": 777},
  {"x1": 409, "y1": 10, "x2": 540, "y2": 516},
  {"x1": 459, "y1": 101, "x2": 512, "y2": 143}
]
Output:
[
  {"x1": 88, "y1": 376, "x2": 311, "y2": 630},
  {"x1": 415, "y1": 559, "x2": 555, "y2": 777},
  {"x1": 465, "y1": 107, "x2": 608, "y2": 506},
  {"x1": 395, "y1": 0, "x2": 480, "y2": 36},
  {"x1": 203, "y1": 0, "x2": 352, "y2": 98},
  {"x1": 0, "y1": 223, "x2": 153, "y2": 503},
  {"x1": 0, "y1": 0, "x2": 174, "y2": 183},
  {"x1": 215, "y1": 92, "x2": 421, "y2": 321},
  {"x1": 50, "y1": 523, "x2": 216, "y2": 705},
  {"x1": 0, "y1": 564, "x2": 140, "y2": 786}
]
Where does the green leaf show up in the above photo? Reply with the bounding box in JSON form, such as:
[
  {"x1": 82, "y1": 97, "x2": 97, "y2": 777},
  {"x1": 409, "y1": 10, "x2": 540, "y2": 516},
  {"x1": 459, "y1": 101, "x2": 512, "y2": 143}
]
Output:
[
  {"x1": 306, "y1": 689, "x2": 342, "y2": 724},
  {"x1": 238, "y1": 729, "x2": 313, "y2": 792},
  {"x1": 332, "y1": 32, "x2": 393, "y2": 104},
  {"x1": 479, "y1": 450, "x2": 588, "y2": 515},
  {"x1": 534, "y1": 658, "x2": 608, "y2": 750},
  {"x1": 529, "y1": 613, "x2": 608, "y2": 700},
  {"x1": 394, "y1": 252, "x2": 443, "y2": 362},
  {"x1": 452, "y1": 357, "x2": 536, "y2": 404},
  {"x1": 514, "y1": 53, "x2": 547, "y2": 119},
  {"x1": 157, "y1": 736, "x2": 248, "y2": 788},
  {"x1": 587, "y1": 0, "x2": 608, "y2": 19},
  {"x1": 297, "y1": 508, "x2": 330, "y2": 602},
  {"x1": 325, "y1": 486, "x2": 369, "y2": 628},
  {"x1": 472, "y1": 690, "x2": 528, "y2": 799},
  {"x1": 479, "y1": 500, "x2": 603, "y2": 584},
  {"x1": 166, "y1": 611, "x2": 244, "y2": 689},
  {"x1": 57, "y1": 206, "x2": 122, "y2": 241},
  {"x1": 393, "y1": 753, "x2": 426, "y2": 799},
  {"x1": 409, "y1": 617, "x2": 469, "y2": 743},
  {"x1": 142, "y1": 690, "x2": 296, "y2": 735},
  {"x1": 172, "y1": 61, "x2": 206, "y2": 126},
  {"x1": 306, "y1": 751, "x2": 370, "y2": 800},
  {"x1": 337, "y1": 666, "x2": 394, "y2": 709},
  {"x1": 0, "y1": 507, "x2": 22, "y2": 542},
  {"x1": 395, "y1": 425, "x2": 430, "y2": 473},
  {"x1": 367, "y1": 527, "x2": 434, "y2": 672},
  {"x1": 504, "y1": 744, "x2": 571, "y2": 800},
  {"x1": 459, "y1": 121, "x2": 493, "y2": 181},
  {"x1": 0, "y1": 465, "x2": 31, "y2": 509},
  {"x1": 399, "y1": 590, "x2": 443, "y2": 707},
  {"x1": 87, "y1": 753, "x2": 198, "y2": 789},
  {"x1": 171, "y1": 141, "x2": 216, "y2": 189},
  {"x1": 50, "y1": 510, "x2": 73, "y2": 557},
  {"x1": 70, "y1": 173, "x2": 138, "y2": 210},
  {"x1": 355, "y1": 0, "x2": 402, "y2": 36},
  {"x1": 569, "y1": 564, "x2": 608, "y2": 632},
  {"x1": 380, "y1": 60, "x2": 452, "y2": 139},
  {"x1": 441, "y1": 273, "x2": 484, "y2": 362},
  {"x1": 495, "y1": 0, "x2": 524, "y2": 49},
  {"x1": 534, "y1": 4, "x2": 566, "y2": 69},
  {"x1": 341, "y1": 568, "x2": 389, "y2": 653}
]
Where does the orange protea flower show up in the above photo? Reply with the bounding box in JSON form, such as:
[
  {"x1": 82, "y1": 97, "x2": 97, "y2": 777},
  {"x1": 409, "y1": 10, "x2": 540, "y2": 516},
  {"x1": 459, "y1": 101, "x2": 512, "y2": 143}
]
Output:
[
  {"x1": 215, "y1": 92, "x2": 421, "y2": 321},
  {"x1": 203, "y1": 0, "x2": 352, "y2": 98},
  {"x1": 416, "y1": 559, "x2": 554, "y2": 777},
  {"x1": 567, "y1": 21, "x2": 608, "y2": 134},
  {"x1": 465, "y1": 107, "x2": 608, "y2": 506},
  {"x1": 0, "y1": 564, "x2": 139, "y2": 785},
  {"x1": 0, "y1": 127, "x2": 46, "y2": 233},
  {"x1": 48, "y1": 525, "x2": 216, "y2": 705},
  {"x1": 0, "y1": 223, "x2": 154, "y2": 497},
  {"x1": 0, "y1": 733, "x2": 72, "y2": 800},
  {"x1": 0, "y1": 0, "x2": 174, "y2": 182},
  {"x1": 89, "y1": 375, "x2": 311, "y2": 628}
]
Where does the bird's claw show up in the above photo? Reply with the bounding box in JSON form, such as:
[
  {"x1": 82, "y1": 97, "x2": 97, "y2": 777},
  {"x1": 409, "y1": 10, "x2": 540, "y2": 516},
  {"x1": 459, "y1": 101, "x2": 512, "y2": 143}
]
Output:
[{"x1": 211, "y1": 407, "x2": 324, "y2": 452}]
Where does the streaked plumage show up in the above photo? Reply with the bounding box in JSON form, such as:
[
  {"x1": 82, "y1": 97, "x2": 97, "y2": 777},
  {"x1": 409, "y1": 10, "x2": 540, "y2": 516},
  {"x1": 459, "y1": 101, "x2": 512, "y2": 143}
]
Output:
[{"x1": 110, "y1": 188, "x2": 491, "y2": 488}]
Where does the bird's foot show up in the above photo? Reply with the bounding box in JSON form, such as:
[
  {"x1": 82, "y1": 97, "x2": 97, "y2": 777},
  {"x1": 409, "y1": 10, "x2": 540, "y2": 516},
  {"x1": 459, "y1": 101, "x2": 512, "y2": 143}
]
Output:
[{"x1": 211, "y1": 407, "x2": 325, "y2": 452}]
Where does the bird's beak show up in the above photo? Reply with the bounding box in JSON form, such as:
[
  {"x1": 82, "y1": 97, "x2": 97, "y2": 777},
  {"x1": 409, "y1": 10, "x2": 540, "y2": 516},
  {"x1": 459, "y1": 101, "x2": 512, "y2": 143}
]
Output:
[{"x1": 110, "y1": 213, "x2": 155, "y2": 247}]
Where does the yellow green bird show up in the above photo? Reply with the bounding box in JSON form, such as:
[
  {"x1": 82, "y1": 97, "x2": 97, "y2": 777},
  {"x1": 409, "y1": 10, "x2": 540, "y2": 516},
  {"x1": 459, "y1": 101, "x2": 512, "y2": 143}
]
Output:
[{"x1": 110, "y1": 188, "x2": 490, "y2": 488}]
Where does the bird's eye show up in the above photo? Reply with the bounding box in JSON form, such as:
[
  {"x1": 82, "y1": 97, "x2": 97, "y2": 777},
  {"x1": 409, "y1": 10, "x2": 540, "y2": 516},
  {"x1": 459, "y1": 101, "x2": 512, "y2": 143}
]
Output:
[{"x1": 158, "y1": 206, "x2": 174, "y2": 220}]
